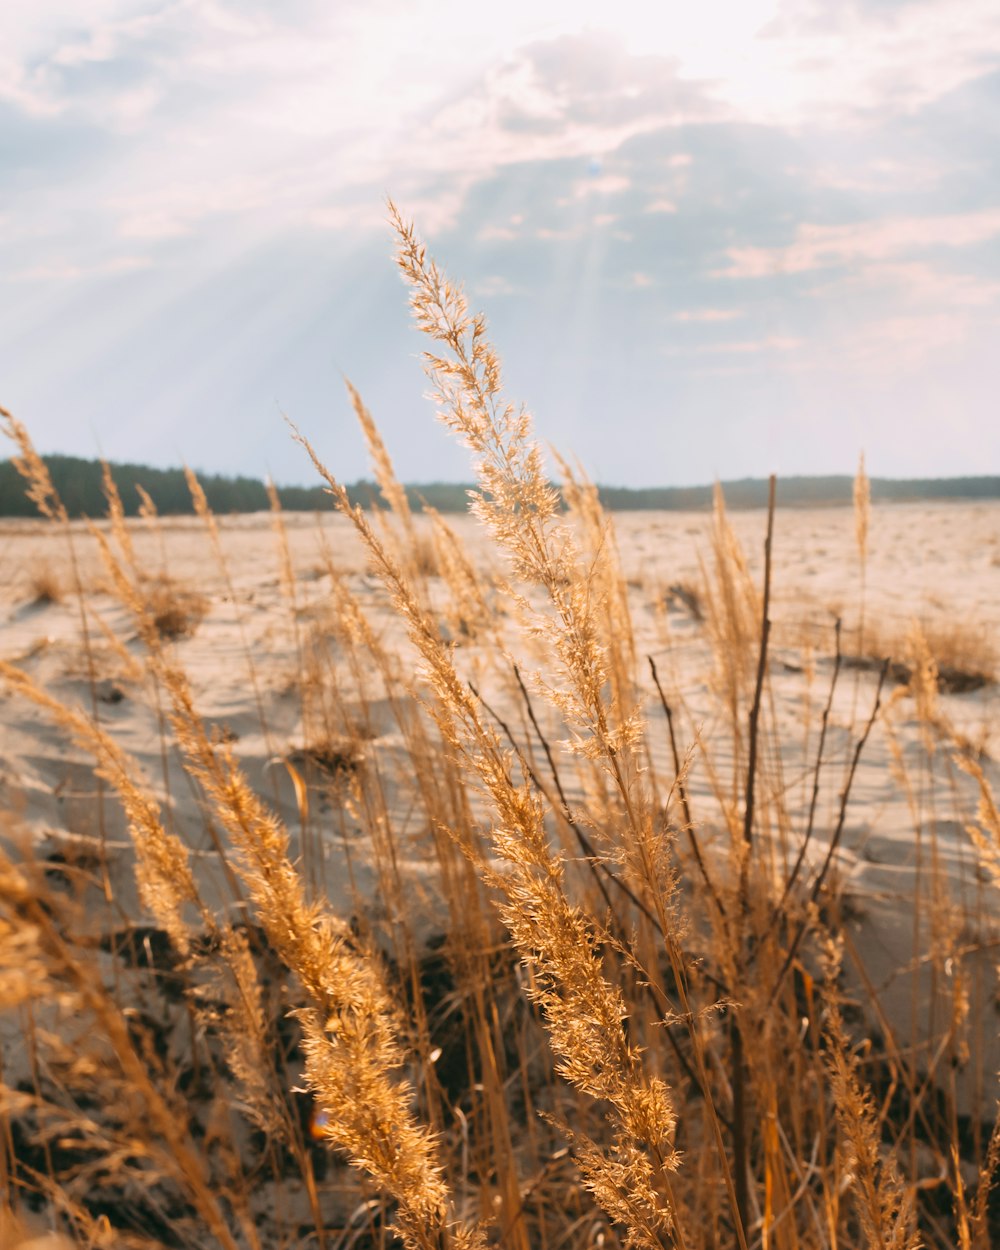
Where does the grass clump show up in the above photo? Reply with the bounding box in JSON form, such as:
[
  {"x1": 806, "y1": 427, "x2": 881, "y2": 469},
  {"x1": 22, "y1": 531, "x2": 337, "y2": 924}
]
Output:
[
  {"x1": 142, "y1": 574, "x2": 207, "y2": 640},
  {"x1": 29, "y1": 565, "x2": 64, "y2": 607},
  {"x1": 664, "y1": 580, "x2": 704, "y2": 622},
  {"x1": 843, "y1": 616, "x2": 997, "y2": 694}
]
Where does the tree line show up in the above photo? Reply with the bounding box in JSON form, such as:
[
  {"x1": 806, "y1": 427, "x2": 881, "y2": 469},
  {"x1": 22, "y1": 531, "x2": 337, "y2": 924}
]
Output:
[
  {"x1": 1, "y1": 454, "x2": 997, "y2": 518},
  {"x1": 0, "y1": 454, "x2": 476, "y2": 518},
  {"x1": 597, "y1": 474, "x2": 1000, "y2": 510}
]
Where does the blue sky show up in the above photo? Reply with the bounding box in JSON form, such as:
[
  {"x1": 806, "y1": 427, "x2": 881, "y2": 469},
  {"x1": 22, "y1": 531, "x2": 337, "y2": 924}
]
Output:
[{"x1": 2, "y1": 0, "x2": 999, "y2": 487}]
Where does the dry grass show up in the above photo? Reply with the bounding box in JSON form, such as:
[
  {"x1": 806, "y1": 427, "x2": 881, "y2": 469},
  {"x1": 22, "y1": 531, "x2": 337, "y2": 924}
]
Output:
[
  {"x1": 843, "y1": 615, "x2": 997, "y2": 693},
  {"x1": 664, "y1": 580, "x2": 704, "y2": 622},
  {"x1": 142, "y1": 574, "x2": 207, "y2": 640},
  {"x1": 28, "y1": 565, "x2": 64, "y2": 606},
  {"x1": 1, "y1": 226, "x2": 999, "y2": 1250}
]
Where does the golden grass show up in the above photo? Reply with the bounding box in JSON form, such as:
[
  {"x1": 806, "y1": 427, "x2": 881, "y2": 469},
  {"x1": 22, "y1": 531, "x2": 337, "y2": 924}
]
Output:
[
  {"x1": 142, "y1": 573, "x2": 207, "y2": 641},
  {"x1": 1, "y1": 219, "x2": 999, "y2": 1250},
  {"x1": 28, "y1": 566, "x2": 63, "y2": 607},
  {"x1": 842, "y1": 616, "x2": 997, "y2": 694}
]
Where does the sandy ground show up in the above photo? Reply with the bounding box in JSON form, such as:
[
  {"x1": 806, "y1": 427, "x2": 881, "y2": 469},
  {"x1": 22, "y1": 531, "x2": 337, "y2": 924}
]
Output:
[{"x1": 1, "y1": 499, "x2": 999, "y2": 1127}]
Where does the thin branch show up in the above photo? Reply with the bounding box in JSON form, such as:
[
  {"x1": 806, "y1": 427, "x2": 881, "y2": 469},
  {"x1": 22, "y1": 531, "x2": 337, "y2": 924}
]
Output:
[
  {"x1": 742, "y1": 474, "x2": 777, "y2": 851},
  {"x1": 731, "y1": 475, "x2": 776, "y2": 1243},
  {"x1": 469, "y1": 677, "x2": 727, "y2": 1117},
  {"x1": 753, "y1": 618, "x2": 842, "y2": 960},
  {"x1": 768, "y1": 659, "x2": 889, "y2": 1006},
  {"x1": 471, "y1": 675, "x2": 664, "y2": 934},
  {"x1": 509, "y1": 664, "x2": 670, "y2": 932},
  {"x1": 648, "y1": 655, "x2": 727, "y2": 923}
]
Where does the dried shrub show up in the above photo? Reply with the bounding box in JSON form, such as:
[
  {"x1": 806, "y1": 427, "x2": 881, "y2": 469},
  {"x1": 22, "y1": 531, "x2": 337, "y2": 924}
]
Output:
[
  {"x1": 287, "y1": 738, "x2": 362, "y2": 779},
  {"x1": 142, "y1": 576, "x2": 207, "y2": 641},
  {"x1": 29, "y1": 565, "x2": 63, "y2": 606},
  {"x1": 664, "y1": 580, "x2": 704, "y2": 622},
  {"x1": 844, "y1": 616, "x2": 997, "y2": 693},
  {"x1": 412, "y1": 532, "x2": 441, "y2": 578}
]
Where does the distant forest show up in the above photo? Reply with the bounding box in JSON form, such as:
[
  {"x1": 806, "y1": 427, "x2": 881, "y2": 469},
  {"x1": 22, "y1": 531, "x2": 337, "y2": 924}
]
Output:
[{"x1": 1, "y1": 454, "x2": 998, "y2": 518}]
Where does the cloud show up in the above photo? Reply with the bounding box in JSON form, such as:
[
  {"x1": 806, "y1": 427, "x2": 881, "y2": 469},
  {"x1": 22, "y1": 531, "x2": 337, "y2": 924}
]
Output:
[
  {"x1": 0, "y1": 4, "x2": 179, "y2": 127},
  {"x1": 810, "y1": 154, "x2": 949, "y2": 195},
  {"x1": 476, "y1": 214, "x2": 526, "y2": 242},
  {"x1": 745, "y1": 0, "x2": 1000, "y2": 125},
  {"x1": 405, "y1": 33, "x2": 717, "y2": 202},
  {"x1": 0, "y1": 15, "x2": 720, "y2": 266},
  {"x1": 2, "y1": 1, "x2": 999, "y2": 486},
  {"x1": 7, "y1": 254, "x2": 151, "y2": 282},
  {"x1": 837, "y1": 311, "x2": 973, "y2": 370},
  {"x1": 569, "y1": 173, "x2": 631, "y2": 199},
  {"x1": 816, "y1": 259, "x2": 1000, "y2": 309},
  {"x1": 472, "y1": 274, "x2": 521, "y2": 297},
  {"x1": 673, "y1": 307, "x2": 743, "y2": 322},
  {"x1": 718, "y1": 210, "x2": 1000, "y2": 277},
  {"x1": 665, "y1": 335, "x2": 802, "y2": 356}
]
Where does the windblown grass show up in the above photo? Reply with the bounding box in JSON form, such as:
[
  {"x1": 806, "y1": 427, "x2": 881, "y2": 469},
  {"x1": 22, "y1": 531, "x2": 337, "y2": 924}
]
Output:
[{"x1": 1, "y1": 219, "x2": 1000, "y2": 1250}]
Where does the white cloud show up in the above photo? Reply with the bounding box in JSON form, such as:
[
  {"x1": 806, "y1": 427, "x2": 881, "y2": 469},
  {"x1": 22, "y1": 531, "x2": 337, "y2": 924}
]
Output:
[
  {"x1": 840, "y1": 311, "x2": 973, "y2": 370},
  {"x1": 719, "y1": 210, "x2": 1000, "y2": 278},
  {"x1": 3, "y1": 0, "x2": 997, "y2": 141},
  {"x1": 716, "y1": 0, "x2": 1000, "y2": 125},
  {"x1": 814, "y1": 260, "x2": 1000, "y2": 309},
  {"x1": 570, "y1": 173, "x2": 631, "y2": 199},
  {"x1": 0, "y1": 6, "x2": 720, "y2": 263},
  {"x1": 472, "y1": 274, "x2": 521, "y2": 297},
  {"x1": 5, "y1": 0, "x2": 993, "y2": 278},
  {"x1": 665, "y1": 335, "x2": 802, "y2": 355},
  {"x1": 2, "y1": 0, "x2": 999, "y2": 486},
  {"x1": 476, "y1": 214, "x2": 527, "y2": 242},
  {"x1": 6, "y1": 254, "x2": 152, "y2": 282},
  {"x1": 673, "y1": 308, "x2": 743, "y2": 322},
  {"x1": 811, "y1": 154, "x2": 951, "y2": 195}
]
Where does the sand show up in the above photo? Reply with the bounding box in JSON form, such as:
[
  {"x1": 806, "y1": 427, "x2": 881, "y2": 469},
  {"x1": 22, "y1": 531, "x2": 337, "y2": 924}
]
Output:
[{"x1": 1, "y1": 497, "x2": 999, "y2": 1126}]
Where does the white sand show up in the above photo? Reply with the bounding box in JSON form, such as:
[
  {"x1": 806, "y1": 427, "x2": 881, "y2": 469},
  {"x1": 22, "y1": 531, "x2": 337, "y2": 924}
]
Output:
[{"x1": 1, "y1": 500, "x2": 999, "y2": 1121}]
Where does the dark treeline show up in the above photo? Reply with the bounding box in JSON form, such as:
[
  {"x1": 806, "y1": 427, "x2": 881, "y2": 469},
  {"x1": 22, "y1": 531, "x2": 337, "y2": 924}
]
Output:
[
  {"x1": 1, "y1": 455, "x2": 998, "y2": 518},
  {"x1": 597, "y1": 475, "x2": 1000, "y2": 510},
  {"x1": 0, "y1": 455, "x2": 475, "y2": 518}
]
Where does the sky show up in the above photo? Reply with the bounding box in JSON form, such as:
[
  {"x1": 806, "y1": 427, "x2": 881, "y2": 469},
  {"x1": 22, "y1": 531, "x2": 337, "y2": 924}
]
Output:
[{"x1": 2, "y1": 0, "x2": 999, "y2": 488}]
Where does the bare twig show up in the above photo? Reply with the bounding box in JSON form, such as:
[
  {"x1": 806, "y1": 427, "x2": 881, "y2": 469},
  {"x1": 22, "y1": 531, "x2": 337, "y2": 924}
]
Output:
[
  {"x1": 768, "y1": 659, "x2": 889, "y2": 1006},
  {"x1": 742, "y1": 474, "x2": 777, "y2": 852},
  {"x1": 648, "y1": 655, "x2": 727, "y2": 924},
  {"x1": 753, "y1": 618, "x2": 843, "y2": 960},
  {"x1": 469, "y1": 677, "x2": 726, "y2": 1115},
  {"x1": 509, "y1": 663, "x2": 676, "y2": 933},
  {"x1": 469, "y1": 677, "x2": 616, "y2": 920},
  {"x1": 731, "y1": 475, "x2": 776, "y2": 1241}
]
